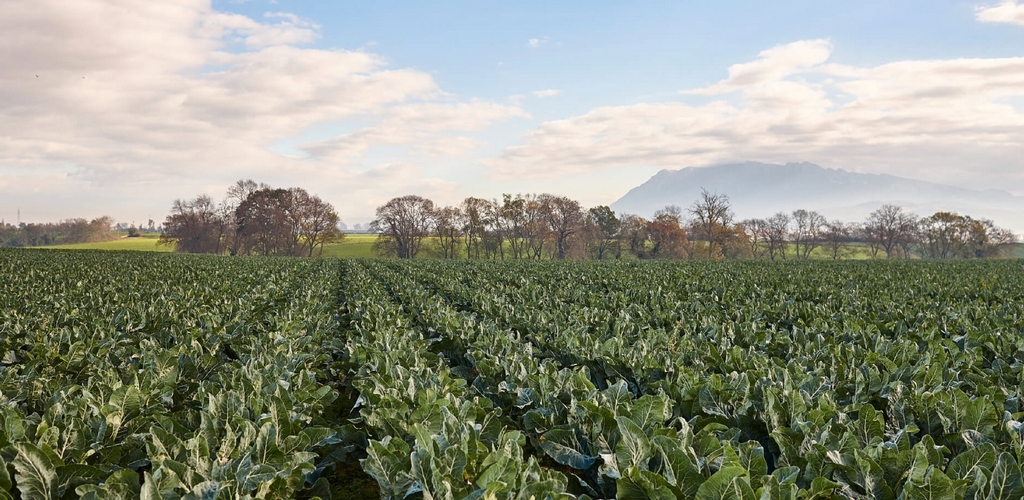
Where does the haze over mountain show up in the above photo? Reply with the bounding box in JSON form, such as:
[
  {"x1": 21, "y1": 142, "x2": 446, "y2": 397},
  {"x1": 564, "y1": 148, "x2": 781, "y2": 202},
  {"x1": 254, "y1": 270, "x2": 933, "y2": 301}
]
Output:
[{"x1": 611, "y1": 162, "x2": 1024, "y2": 233}]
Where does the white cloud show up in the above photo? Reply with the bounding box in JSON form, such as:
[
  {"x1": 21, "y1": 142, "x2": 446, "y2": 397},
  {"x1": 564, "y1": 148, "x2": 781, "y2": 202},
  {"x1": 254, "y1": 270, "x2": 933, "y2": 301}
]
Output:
[
  {"x1": 532, "y1": 89, "x2": 562, "y2": 98},
  {"x1": 687, "y1": 39, "x2": 832, "y2": 95},
  {"x1": 300, "y1": 100, "x2": 530, "y2": 162},
  {"x1": 0, "y1": 0, "x2": 522, "y2": 223},
  {"x1": 487, "y1": 40, "x2": 1024, "y2": 193},
  {"x1": 977, "y1": 1, "x2": 1024, "y2": 26},
  {"x1": 528, "y1": 36, "x2": 549, "y2": 48}
]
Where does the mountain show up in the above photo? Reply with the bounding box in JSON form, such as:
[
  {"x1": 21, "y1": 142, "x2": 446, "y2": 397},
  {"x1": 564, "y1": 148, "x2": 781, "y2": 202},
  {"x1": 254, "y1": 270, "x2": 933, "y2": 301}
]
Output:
[{"x1": 610, "y1": 162, "x2": 1024, "y2": 233}]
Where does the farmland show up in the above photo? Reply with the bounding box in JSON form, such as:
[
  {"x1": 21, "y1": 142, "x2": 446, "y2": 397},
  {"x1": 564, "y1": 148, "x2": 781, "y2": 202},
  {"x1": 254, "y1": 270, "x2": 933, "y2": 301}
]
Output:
[
  {"x1": 3, "y1": 250, "x2": 1024, "y2": 499},
  {"x1": 38, "y1": 234, "x2": 379, "y2": 259}
]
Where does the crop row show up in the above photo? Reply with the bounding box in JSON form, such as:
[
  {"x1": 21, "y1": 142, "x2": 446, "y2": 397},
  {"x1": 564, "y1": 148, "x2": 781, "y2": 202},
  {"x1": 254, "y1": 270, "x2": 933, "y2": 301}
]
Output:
[
  {"x1": 0, "y1": 250, "x2": 348, "y2": 499},
  {"x1": 3, "y1": 251, "x2": 1024, "y2": 499},
  {"x1": 343, "y1": 259, "x2": 1024, "y2": 499}
]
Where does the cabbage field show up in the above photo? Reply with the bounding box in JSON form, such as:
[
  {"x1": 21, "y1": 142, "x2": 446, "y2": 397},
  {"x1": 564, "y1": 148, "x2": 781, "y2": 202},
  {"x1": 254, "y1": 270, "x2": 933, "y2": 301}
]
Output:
[{"x1": 2, "y1": 250, "x2": 1024, "y2": 499}]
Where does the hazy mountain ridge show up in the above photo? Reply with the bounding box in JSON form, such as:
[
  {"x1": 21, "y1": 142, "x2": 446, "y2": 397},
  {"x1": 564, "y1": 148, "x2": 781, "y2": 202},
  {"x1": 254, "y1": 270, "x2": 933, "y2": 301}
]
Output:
[{"x1": 611, "y1": 162, "x2": 1024, "y2": 232}]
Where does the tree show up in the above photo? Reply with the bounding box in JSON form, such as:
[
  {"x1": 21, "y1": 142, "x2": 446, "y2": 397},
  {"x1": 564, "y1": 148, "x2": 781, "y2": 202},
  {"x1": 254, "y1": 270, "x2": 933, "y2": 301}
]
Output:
[
  {"x1": 234, "y1": 188, "x2": 299, "y2": 256},
  {"x1": 647, "y1": 211, "x2": 690, "y2": 259},
  {"x1": 619, "y1": 214, "x2": 649, "y2": 258},
  {"x1": 230, "y1": 186, "x2": 342, "y2": 257},
  {"x1": 498, "y1": 194, "x2": 527, "y2": 259},
  {"x1": 765, "y1": 212, "x2": 791, "y2": 260},
  {"x1": 965, "y1": 217, "x2": 1017, "y2": 258},
  {"x1": 460, "y1": 197, "x2": 490, "y2": 259},
  {"x1": 587, "y1": 205, "x2": 621, "y2": 259},
  {"x1": 915, "y1": 212, "x2": 1017, "y2": 259},
  {"x1": 740, "y1": 218, "x2": 770, "y2": 259},
  {"x1": 822, "y1": 220, "x2": 851, "y2": 260},
  {"x1": 160, "y1": 195, "x2": 228, "y2": 254},
  {"x1": 688, "y1": 189, "x2": 734, "y2": 259},
  {"x1": 790, "y1": 209, "x2": 827, "y2": 260},
  {"x1": 370, "y1": 195, "x2": 435, "y2": 258},
  {"x1": 292, "y1": 189, "x2": 342, "y2": 257},
  {"x1": 865, "y1": 204, "x2": 918, "y2": 258},
  {"x1": 224, "y1": 179, "x2": 271, "y2": 255},
  {"x1": 917, "y1": 212, "x2": 969, "y2": 259},
  {"x1": 540, "y1": 194, "x2": 585, "y2": 260},
  {"x1": 431, "y1": 206, "x2": 463, "y2": 259}
]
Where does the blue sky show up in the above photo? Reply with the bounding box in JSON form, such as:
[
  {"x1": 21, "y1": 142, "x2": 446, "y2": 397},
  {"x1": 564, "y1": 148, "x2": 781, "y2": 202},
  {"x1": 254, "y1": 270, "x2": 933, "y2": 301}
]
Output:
[{"x1": 3, "y1": 0, "x2": 1024, "y2": 225}]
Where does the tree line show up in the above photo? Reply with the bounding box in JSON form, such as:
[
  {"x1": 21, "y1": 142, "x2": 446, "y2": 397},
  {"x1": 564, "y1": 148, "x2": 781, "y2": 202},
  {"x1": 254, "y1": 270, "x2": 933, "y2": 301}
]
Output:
[
  {"x1": 160, "y1": 180, "x2": 342, "y2": 256},
  {"x1": 0, "y1": 217, "x2": 116, "y2": 248},
  {"x1": 370, "y1": 191, "x2": 1018, "y2": 260}
]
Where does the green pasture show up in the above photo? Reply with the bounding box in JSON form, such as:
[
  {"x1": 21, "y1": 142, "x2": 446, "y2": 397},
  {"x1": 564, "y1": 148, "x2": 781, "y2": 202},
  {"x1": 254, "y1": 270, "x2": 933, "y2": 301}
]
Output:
[
  {"x1": 40, "y1": 233, "x2": 379, "y2": 258},
  {"x1": 40, "y1": 234, "x2": 174, "y2": 252}
]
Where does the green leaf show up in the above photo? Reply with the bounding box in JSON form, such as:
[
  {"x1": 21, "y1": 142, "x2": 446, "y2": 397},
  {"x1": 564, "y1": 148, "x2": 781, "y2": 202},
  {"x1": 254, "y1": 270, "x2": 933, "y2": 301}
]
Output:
[
  {"x1": 985, "y1": 453, "x2": 1024, "y2": 500},
  {"x1": 948, "y1": 443, "x2": 996, "y2": 481},
  {"x1": 13, "y1": 442, "x2": 59, "y2": 500},
  {"x1": 615, "y1": 467, "x2": 677, "y2": 500},
  {"x1": 694, "y1": 466, "x2": 754, "y2": 500},
  {"x1": 904, "y1": 464, "x2": 956, "y2": 500},
  {"x1": 758, "y1": 475, "x2": 798, "y2": 500},
  {"x1": 0, "y1": 454, "x2": 12, "y2": 493},
  {"x1": 630, "y1": 395, "x2": 670, "y2": 431},
  {"x1": 56, "y1": 464, "x2": 107, "y2": 497},
  {"x1": 108, "y1": 385, "x2": 143, "y2": 419},
  {"x1": 538, "y1": 428, "x2": 597, "y2": 470},
  {"x1": 76, "y1": 469, "x2": 141, "y2": 500},
  {"x1": 616, "y1": 416, "x2": 652, "y2": 471},
  {"x1": 698, "y1": 386, "x2": 731, "y2": 419},
  {"x1": 651, "y1": 435, "x2": 703, "y2": 497},
  {"x1": 603, "y1": 381, "x2": 634, "y2": 417},
  {"x1": 184, "y1": 480, "x2": 220, "y2": 500},
  {"x1": 140, "y1": 467, "x2": 183, "y2": 500},
  {"x1": 362, "y1": 438, "x2": 414, "y2": 500}
]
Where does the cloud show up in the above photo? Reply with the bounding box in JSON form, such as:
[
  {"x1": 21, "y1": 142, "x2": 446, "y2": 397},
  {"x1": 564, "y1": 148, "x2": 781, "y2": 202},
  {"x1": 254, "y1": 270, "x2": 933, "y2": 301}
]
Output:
[
  {"x1": 487, "y1": 39, "x2": 1024, "y2": 192},
  {"x1": 0, "y1": 0, "x2": 520, "y2": 223},
  {"x1": 528, "y1": 36, "x2": 549, "y2": 48},
  {"x1": 532, "y1": 89, "x2": 562, "y2": 98},
  {"x1": 688, "y1": 39, "x2": 832, "y2": 95},
  {"x1": 300, "y1": 100, "x2": 530, "y2": 162},
  {"x1": 977, "y1": 1, "x2": 1024, "y2": 26}
]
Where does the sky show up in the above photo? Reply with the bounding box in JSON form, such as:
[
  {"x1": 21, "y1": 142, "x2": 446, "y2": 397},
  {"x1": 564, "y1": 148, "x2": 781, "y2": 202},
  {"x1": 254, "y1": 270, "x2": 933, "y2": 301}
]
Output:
[{"x1": 3, "y1": 0, "x2": 1024, "y2": 226}]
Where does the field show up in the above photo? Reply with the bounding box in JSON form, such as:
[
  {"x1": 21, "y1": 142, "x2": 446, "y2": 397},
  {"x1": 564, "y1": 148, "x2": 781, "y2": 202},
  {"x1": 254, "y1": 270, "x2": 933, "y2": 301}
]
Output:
[
  {"x1": 3, "y1": 250, "x2": 1024, "y2": 499},
  {"x1": 40, "y1": 234, "x2": 379, "y2": 258}
]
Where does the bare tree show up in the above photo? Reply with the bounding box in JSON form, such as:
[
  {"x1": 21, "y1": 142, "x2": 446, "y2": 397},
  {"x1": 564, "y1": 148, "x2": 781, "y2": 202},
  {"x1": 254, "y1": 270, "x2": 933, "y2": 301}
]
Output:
[
  {"x1": 292, "y1": 189, "x2": 342, "y2": 257},
  {"x1": 498, "y1": 194, "x2": 528, "y2": 259},
  {"x1": 823, "y1": 220, "x2": 851, "y2": 260},
  {"x1": 740, "y1": 218, "x2": 770, "y2": 259},
  {"x1": 765, "y1": 212, "x2": 791, "y2": 260},
  {"x1": 161, "y1": 195, "x2": 228, "y2": 254},
  {"x1": 431, "y1": 205, "x2": 463, "y2": 259},
  {"x1": 460, "y1": 197, "x2": 490, "y2": 259},
  {"x1": 688, "y1": 189, "x2": 734, "y2": 259},
  {"x1": 483, "y1": 199, "x2": 506, "y2": 259},
  {"x1": 791, "y1": 209, "x2": 827, "y2": 260},
  {"x1": 865, "y1": 204, "x2": 918, "y2": 258},
  {"x1": 540, "y1": 194, "x2": 584, "y2": 260},
  {"x1": 370, "y1": 195, "x2": 435, "y2": 259}
]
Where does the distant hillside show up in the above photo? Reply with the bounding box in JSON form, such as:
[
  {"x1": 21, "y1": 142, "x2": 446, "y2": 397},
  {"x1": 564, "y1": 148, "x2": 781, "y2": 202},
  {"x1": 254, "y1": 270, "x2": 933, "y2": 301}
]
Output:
[{"x1": 611, "y1": 162, "x2": 1024, "y2": 232}]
